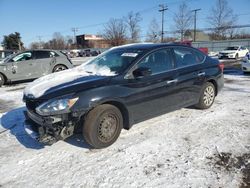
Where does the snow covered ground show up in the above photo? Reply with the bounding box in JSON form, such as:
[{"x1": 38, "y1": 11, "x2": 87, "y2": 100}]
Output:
[{"x1": 0, "y1": 74, "x2": 249, "y2": 187}]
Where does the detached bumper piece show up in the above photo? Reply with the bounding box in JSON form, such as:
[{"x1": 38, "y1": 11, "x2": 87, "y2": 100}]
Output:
[{"x1": 24, "y1": 110, "x2": 75, "y2": 145}]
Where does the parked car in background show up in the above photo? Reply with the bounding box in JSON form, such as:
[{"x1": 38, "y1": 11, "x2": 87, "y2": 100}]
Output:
[
  {"x1": 79, "y1": 49, "x2": 102, "y2": 57},
  {"x1": 0, "y1": 49, "x2": 73, "y2": 87},
  {"x1": 218, "y1": 46, "x2": 249, "y2": 59},
  {"x1": 69, "y1": 49, "x2": 81, "y2": 58},
  {"x1": 241, "y1": 53, "x2": 250, "y2": 73},
  {"x1": 175, "y1": 40, "x2": 208, "y2": 54},
  {"x1": 90, "y1": 50, "x2": 100, "y2": 56},
  {"x1": 23, "y1": 43, "x2": 224, "y2": 149},
  {"x1": 0, "y1": 50, "x2": 16, "y2": 60}
]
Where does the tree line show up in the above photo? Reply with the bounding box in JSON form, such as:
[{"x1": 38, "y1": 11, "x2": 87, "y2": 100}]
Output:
[{"x1": 1, "y1": 0, "x2": 250, "y2": 50}]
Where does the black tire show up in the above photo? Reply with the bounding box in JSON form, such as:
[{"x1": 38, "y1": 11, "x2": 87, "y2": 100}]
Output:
[
  {"x1": 83, "y1": 104, "x2": 123, "y2": 149},
  {"x1": 195, "y1": 82, "x2": 215, "y2": 109},
  {"x1": 235, "y1": 53, "x2": 239, "y2": 60},
  {"x1": 0, "y1": 74, "x2": 5, "y2": 87},
  {"x1": 52, "y1": 65, "x2": 67, "y2": 73}
]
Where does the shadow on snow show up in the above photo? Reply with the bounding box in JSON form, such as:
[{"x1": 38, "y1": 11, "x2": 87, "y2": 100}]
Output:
[{"x1": 0, "y1": 107, "x2": 91, "y2": 149}]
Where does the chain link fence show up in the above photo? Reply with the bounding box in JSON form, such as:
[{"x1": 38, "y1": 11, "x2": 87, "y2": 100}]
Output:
[{"x1": 192, "y1": 39, "x2": 250, "y2": 52}]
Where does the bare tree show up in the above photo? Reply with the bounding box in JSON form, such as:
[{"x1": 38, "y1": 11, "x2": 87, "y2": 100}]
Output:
[
  {"x1": 42, "y1": 32, "x2": 66, "y2": 50},
  {"x1": 102, "y1": 18, "x2": 127, "y2": 46},
  {"x1": 30, "y1": 42, "x2": 41, "y2": 49},
  {"x1": 207, "y1": 0, "x2": 237, "y2": 40},
  {"x1": 173, "y1": 2, "x2": 192, "y2": 41},
  {"x1": 146, "y1": 18, "x2": 161, "y2": 43},
  {"x1": 64, "y1": 35, "x2": 74, "y2": 49},
  {"x1": 124, "y1": 11, "x2": 142, "y2": 42}
]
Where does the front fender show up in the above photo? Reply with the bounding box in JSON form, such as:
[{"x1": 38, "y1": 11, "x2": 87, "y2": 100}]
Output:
[
  {"x1": 70, "y1": 85, "x2": 132, "y2": 129},
  {"x1": 71, "y1": 85, "x2": 127, "y2": 112}
]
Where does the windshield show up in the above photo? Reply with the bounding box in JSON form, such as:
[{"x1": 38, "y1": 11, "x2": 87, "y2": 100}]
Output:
[
  {"x1": 1, "y1": 53, "x2": 16, "y2": 63},
  {"x1": 80, "y1": 48, "x2": 144, "y2": 75},
  {"x1": 225, "y1": 47, "x2": 238, "y2": 50}
]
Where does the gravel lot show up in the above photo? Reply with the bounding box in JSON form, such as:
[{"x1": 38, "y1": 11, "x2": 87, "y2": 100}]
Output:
[{"x1": 0, "y1": 68, "x2": 249, "y2": 187}]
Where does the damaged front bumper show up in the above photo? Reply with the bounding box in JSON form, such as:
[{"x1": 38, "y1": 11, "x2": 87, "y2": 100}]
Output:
[{"x1": 24, "y1": 110, "x2": 78, "y2": 145}]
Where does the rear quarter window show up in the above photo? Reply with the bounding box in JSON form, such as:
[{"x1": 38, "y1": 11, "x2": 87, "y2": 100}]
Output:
[
  {"x1": 173, "y1": 47, "x2": 205, "y2": 68},
  {"x1": 50, "y1": 51, "x2": 59, "y2": 57}
]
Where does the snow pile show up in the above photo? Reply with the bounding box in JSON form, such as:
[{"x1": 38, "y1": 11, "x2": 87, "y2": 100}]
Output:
[
  {"x1": 0, "y1": 74, "x2": 249, "y2": 187},
  {"x1": 24, "y1": 64, "x2": 116, "y2": 98}
]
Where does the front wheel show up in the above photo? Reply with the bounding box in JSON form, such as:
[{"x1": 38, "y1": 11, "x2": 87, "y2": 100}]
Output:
[
  {"x1": 0, "y1": 74, "x2": 5, "y2": 87},
  {"x1": 195, "y1": 82, "x2": 215, "y2": 109},
  {"x1": 83, "y1": 104, "x2": 123, "y2": 149}
]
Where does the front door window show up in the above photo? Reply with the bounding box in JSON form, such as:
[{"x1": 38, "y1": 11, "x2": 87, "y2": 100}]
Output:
[
  {"x1": 12, "y1": 52, "x2": 32, "y2": 62},
  {"x1": 137, "y1": 49, "x2": 174, "y2": 75}
]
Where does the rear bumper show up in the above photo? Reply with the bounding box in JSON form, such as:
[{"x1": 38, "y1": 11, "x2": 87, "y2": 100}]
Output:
[{"x1": 217, "y1": 74, "x2": 224, "y2": 94}]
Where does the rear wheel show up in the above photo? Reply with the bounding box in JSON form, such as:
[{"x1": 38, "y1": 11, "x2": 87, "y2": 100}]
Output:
[
  {"x1": 52, "y1": 65, "x2": 67, "y2": 72},
  {"x1": 195, "y1": 82, "x2": 215, "y2": 109},
  {"x1": 0, "y1": 74, "x2": 5, "y2": 87},
  {"x1": 83, "y1": 104, "x2": 123, "y2": 149}
]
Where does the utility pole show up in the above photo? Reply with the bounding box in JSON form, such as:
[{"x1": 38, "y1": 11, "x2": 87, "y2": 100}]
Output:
[
  {"x1": 17, "y1": 36, "x2": 21, "y2": 51},
  {"x1": 37, "y1": 36, "x2": 42, "y2": 49},
  {"x1": 71, "y1": 27, "x2": 78, "y2": 46},
  {"x1": 191, "y1": 8, "x2": 201, "y2": 42},
  {"x1": 159, "y1": 4, "x2": 168, "y2": 43}
]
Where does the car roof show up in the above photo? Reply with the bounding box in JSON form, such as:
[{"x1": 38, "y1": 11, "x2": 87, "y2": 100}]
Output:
[
  {"x1": 227, "y1": 46, "x2": 240, "y2": 48},
  {"x1": 31, "y1": 49, "x2": 58, "y2": 52},
  {"x1": 111, "y1": 43, "x2": 194, "y2": 51}
]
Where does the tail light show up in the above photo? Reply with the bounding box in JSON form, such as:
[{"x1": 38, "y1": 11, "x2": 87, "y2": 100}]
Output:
[{"x1": 218, "y1": 63, "x2": 224, "y2": 72}]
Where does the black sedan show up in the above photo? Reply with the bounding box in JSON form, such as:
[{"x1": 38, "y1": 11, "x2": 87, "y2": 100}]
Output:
[{"x1": 23, "y1": 43, "x2": 224, "y2": 148}]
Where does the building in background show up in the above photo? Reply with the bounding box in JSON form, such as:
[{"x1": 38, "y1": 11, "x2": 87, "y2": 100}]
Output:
[{"x1": 76, "y1": 34, "x2": 110, "y2": 49}]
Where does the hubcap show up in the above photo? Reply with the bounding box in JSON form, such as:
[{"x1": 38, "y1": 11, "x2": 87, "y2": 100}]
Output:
[
  {"x1": 98, "y1": 113, "x2": 118, "y2": 143},
  {"x1": 203, "y1": 85, "x2": 215, "y2": 106},
  {"x1": 54, "y1": 66, "x2": 66, "y2": 72}
]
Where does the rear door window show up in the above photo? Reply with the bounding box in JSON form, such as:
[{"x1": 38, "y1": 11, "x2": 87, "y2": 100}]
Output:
[
  {"x1": 173, "y1": 47, "x2": 205, "y2": 68},
  {"x1": 35, "y1": 51, "x2": 51, "y2": 59}
]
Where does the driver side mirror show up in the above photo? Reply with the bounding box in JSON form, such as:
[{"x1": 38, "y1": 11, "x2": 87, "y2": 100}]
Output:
[{"x1": 133, "y1": 67, "x2": 152, "y2": 78}]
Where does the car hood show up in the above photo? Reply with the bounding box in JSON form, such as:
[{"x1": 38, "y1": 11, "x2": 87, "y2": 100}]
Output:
[
  {"x1": 219, "y1": 50, "x2": 237, "y2": 54},
  {"x1": 24, "y1": 66, "x2": 115, "y2": 99}
]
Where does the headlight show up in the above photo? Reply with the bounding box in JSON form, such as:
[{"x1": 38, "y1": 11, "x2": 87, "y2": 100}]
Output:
[{"x1": 36, "y1": 97, "x2": 79, "y2": 116}]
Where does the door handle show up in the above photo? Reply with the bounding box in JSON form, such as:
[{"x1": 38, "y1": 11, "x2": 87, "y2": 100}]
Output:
[
  {"x1": 197, "y1": 72, "x2": 205, "y2": 76},
  {"x1": 166, "y1": 79, "x2": 178, "y2": 84}
]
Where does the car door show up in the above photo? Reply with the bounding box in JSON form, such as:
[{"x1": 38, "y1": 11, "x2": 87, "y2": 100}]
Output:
[
  {"x1": 9, "y1": 51, "x2": 37, "y2": 81},
  {"x1": 172, "y1": 47, "x2": 206, "y2": 106},
  {"x1": 33, "y1": 51, "x2": 55, "y2": 77},
  {"x1": 124, "y1": 48, "x2": 183, "y2": 123}
]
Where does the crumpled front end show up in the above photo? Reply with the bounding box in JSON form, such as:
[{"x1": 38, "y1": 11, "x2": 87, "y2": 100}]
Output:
[{"x1": 23, "y1": 108, "x2": 78, "y2": 145}]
